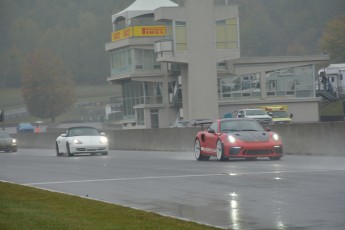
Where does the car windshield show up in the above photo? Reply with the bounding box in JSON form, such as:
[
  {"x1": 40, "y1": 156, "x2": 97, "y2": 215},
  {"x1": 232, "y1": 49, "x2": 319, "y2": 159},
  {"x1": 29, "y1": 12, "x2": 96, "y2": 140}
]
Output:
[
  {"x1": 220, "y1": 120, "x2": 265, "y2": 132},
  {"x1": 20, "y1": 123, "x2": 32, "y2": 127},
  {"x1": 67, "y1": 127, "x2": 100, "y2": 137},
  {"x1": 246, "y1": 110, "x2": 266, "y2": 116},
  {"x1": 0, "y1": 132, "x2": 11, "y2": 138},
  {"x1": 270, "y1": 111, "x2": 289, "y2": 118}
]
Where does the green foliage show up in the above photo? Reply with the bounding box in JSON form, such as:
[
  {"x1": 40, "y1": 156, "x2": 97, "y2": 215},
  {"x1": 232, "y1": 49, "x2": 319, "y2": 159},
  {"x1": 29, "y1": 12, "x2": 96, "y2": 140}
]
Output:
[
  {"x1": 320, "y1": 14, "x2": 345, "y2": 63},
  {"x1": 0, "y1": 182, "x2": 219, "y2": 230},
  {"x1": 238, "y1": 0, "x2": 345, "y2": 57},
  {"x1": 320, "y1": 101, "x2": 344, "y2": 116},
  {"x1": 1, "y1": 0, "x2": 345, "y2": 87},
  {"x1": 0, "y1": 0, "x2": 132, "y2": 87},
  {"x1": 21, "y1": 49, "x2": 75, "y2": 122}
]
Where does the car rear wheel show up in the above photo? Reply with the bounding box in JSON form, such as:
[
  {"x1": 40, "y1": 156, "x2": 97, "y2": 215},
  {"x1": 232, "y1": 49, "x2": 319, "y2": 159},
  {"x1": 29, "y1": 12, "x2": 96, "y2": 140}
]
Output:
[
  {"x1": 194, "y1": 139, "x2": 209, "y2": 161},
  {"x1": 216, "y1": 140, "x2": 227, "y2": 161}
]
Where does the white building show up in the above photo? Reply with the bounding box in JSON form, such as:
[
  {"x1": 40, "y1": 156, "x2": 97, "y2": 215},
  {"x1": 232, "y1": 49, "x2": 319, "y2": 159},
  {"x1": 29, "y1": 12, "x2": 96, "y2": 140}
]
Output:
[{"x1": 105, "y1": 0, "x2": 329, "y2": 128}]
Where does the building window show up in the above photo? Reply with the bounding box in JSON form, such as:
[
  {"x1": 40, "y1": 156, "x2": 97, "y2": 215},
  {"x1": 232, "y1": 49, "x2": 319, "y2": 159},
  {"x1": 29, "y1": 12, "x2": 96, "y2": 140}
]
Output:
[
  {"x1": 216, "y1": 18, "x2": 238, "y2": 50},
  {"x1": 150, "y1": 109, "x2": 159, "y2": 128},
  {"x1": 175, "y1": 21, "x2": 187, "y2": 51},
  {"x1": 122, "y1": 81, "x2": 144, "y2": 120},
  {"x1": 122, "y1": 80, "x2": 163, "y2": 120},
  {"x1": 110, "y1": 47, "x2": 132, "y2": 74},
  {"x1": 144, "y1": 82, "x2": 163, "y2": 104},
  {"x1": 128, "y1": 14, "x2": 158, "y2": 27},
  {"x1": 266, "y1": 66, "x2": 314, "y2": 98},
  {"x1": 134, "y1": 49, "x2": 160, "y2": 70},
  {"x1": 218, "y1": 74, "x2": 260, "y2": 101},
  {"x1": 136, "y1": 109, "x2": 144, "y2": 125},
  {"x1": 164, "y1": 21, "x2": 174, "y2": 40},
  {"x1": 113, "y1": 17, "x2": 126, "y2": 31}
]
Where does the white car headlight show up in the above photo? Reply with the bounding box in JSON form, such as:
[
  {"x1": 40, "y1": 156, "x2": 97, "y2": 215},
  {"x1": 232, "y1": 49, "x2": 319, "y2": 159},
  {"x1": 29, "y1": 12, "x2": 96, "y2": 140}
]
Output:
[
  {"x1": 100, "y1": 136, "x2": 108, "y2": 144},
  {"x1": 12, "y1": 139, "x2": 16, "y2": 144},
  {"x1": 228, "y1": 135, "x2": 236, "y2": 143},
  {"x1": 73, "y1": 139, "x2": 83, "y2": 144},
  {"x1": 272, "y1": 133, "x2": 279, "y2": 141}
]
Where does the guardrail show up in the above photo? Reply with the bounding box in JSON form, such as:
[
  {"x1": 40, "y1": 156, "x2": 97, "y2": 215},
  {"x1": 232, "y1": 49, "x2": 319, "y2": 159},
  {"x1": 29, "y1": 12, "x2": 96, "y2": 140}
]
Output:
[{"x1": 15, "y1": 122, "x2": 345, "y2": 156}]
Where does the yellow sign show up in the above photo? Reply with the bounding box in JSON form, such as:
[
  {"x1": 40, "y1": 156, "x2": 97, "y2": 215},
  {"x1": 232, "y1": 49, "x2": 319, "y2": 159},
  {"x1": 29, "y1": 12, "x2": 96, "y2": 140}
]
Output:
[
  {"x1": 133, "y1": 26, "x2": 166, "y2": 36},
  {"x1": 111, "y1": 27, "x2": 133, "y2": 41},
  {"x1": 112, "y1": 26, "x2": 166, "y2": 42}
]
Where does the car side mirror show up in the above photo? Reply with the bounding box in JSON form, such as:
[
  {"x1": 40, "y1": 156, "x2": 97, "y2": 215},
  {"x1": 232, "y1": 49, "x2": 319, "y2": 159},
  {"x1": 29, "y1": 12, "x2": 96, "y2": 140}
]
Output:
[
  {"x1": 290, "y1": 113, "x2": 293, "y2": 119},
  {"x1": 100, "y1": 132, "x2": 106, "y2": 136},
  {"x1": 208, "y1": 129, "x2": 215, "y2": 134},
  {"x1": 61, "y1": 134, "x2": 66, "y2": 137},
  {"x1": 265, "y1": 127, "x2": 271, "y2": 131}
]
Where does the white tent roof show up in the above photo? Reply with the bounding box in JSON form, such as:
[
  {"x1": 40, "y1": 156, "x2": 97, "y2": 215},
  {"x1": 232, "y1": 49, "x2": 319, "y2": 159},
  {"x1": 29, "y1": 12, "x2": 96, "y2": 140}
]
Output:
[{"x1": 112, "y1": 0, "x2": 177, "y2": 22}]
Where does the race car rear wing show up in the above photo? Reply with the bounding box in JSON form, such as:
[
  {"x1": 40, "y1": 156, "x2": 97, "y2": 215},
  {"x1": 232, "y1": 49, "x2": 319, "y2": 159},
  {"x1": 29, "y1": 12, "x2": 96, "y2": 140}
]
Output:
[{"x1": 191, "y1": 119, "x2": 213, "y2": 130}]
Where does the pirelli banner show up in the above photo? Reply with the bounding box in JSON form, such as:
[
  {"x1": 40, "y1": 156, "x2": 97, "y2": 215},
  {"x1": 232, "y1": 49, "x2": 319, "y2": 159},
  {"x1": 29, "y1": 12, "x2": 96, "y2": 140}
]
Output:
[{"x1": 112, "y1": 26, "x2": 167, "y2": 42}]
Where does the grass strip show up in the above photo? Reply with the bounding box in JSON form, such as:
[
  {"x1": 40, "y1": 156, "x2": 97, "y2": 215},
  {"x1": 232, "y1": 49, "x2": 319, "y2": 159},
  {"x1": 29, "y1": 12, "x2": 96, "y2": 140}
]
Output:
[{"x1": 0, "y1": 182, "x2": 219, "y2": 230}]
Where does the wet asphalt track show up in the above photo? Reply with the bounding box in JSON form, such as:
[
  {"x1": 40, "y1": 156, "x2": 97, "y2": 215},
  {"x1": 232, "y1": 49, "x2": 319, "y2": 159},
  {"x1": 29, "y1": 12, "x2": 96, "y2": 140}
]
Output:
[{"x1": 1, "y1": 149, "x2": 345, "y2": 229}]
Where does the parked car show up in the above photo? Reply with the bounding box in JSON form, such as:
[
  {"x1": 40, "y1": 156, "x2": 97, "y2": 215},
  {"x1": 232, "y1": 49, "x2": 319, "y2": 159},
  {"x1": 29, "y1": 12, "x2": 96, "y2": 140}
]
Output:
[
  {"x1": 194, "y1": 118, "x2": 283, "y2": 161},
  {"x1": 0, "y1": 131, "x2": 17, "y2": 152},
  {"x1": 17, "y1": 122, "x2": 34, "y2": 133},
  {"x1": 56, "y1": 126, "x2": 108, "y2": 157},
  {"x1": 236, "y1": 109, "x2": 272, "y2": 124}
]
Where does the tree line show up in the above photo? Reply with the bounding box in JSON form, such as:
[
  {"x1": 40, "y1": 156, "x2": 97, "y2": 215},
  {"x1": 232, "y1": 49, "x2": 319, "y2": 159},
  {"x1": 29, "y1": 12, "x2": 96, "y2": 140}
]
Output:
[{"x1": 1, "y1": 0, "x2": 344, "y2": 88}]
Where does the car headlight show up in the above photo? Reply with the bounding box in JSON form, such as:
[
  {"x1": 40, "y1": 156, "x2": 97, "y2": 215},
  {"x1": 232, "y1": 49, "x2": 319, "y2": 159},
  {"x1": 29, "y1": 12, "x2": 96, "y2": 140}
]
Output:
[
  {"x1": 228, "y1": 135, "x2": 236, "y2": 143},
  {"x1": 12, "y1": 139, "x2": 16, "y2": 144},
  {"x1": 73, "y1": 139, "x2": 83, "y2": 144},
  {"x1": 100, "y1": 136, "x2": 108, "y2": 144},
  {"x1": 272, "y1": 133, "x2": 279, "y2": 141}
]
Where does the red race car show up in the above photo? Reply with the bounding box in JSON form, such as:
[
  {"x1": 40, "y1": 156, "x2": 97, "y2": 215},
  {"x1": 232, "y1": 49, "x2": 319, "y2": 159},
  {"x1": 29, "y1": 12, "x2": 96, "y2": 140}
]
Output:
[{"x1": 194, "y1": 118, "x2": 283, "y2": 161}]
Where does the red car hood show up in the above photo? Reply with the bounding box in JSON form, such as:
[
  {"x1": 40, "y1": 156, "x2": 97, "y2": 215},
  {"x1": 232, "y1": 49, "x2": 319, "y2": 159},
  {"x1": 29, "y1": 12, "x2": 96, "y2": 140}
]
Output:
[{"x1": 231, "y1": 131, "x2": 270, "y2": 142}]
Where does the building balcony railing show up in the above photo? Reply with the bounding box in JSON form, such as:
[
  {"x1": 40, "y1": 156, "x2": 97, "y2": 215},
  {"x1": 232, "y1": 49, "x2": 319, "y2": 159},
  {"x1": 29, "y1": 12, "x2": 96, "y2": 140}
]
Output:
[{"x1": 154, "y1": 40, "x2": 174, "y2": 54}]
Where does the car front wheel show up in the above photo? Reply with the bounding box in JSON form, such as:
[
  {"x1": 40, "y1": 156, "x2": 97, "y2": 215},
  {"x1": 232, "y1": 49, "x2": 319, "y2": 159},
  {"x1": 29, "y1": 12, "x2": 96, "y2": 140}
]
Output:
[
  {"x1": 216, "y1": 140, "x2": 227, "y2": 161},
  {"x1": 56, "y1": 142, "x2": 62, "y2": 156},
  {"x1": 66, "y1": 143, "x2": 73, "y2": 157}
]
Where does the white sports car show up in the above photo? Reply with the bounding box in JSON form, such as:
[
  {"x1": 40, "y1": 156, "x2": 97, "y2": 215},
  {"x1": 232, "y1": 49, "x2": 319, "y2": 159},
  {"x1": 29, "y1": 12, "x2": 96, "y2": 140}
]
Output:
[{"x1": 56, "y1": 126, "x2": 109, "y2": 156}]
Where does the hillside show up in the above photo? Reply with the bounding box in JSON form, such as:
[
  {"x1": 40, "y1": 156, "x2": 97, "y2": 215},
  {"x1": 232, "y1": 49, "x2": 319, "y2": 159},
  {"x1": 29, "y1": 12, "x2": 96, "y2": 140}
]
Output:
[
  {"x1": 1, "y1": 0, "x2": 344, "y2": 87},
  {"x1": 0, "y1": 84, "x2": 121, "y2": 124}
]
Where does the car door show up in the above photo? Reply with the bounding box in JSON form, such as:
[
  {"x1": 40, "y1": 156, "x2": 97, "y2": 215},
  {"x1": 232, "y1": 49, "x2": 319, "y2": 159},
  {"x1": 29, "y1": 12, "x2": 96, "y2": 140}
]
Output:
[{"x1": 203, "y1": 121, "x2": 219, "y2": 155}]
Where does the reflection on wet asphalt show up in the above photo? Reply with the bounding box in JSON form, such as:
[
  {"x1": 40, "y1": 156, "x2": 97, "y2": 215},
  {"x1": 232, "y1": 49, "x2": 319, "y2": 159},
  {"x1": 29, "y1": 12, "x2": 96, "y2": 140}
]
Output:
[{"x1": 1, "y1": 149, "x2": 345, "y2": 229}]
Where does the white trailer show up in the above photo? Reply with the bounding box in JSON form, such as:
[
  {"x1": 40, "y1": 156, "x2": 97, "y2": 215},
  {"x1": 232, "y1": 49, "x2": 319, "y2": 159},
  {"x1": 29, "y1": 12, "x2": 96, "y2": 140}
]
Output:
[{"x1": 318, "y1": 63, "x2": 345, "y2": 98}]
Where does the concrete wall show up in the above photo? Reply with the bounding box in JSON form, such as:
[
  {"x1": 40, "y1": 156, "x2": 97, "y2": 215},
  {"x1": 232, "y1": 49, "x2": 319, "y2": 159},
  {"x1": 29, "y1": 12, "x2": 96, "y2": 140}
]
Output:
[{"x1": 16, "y1": 122, "x2": 345, "y2": 156}]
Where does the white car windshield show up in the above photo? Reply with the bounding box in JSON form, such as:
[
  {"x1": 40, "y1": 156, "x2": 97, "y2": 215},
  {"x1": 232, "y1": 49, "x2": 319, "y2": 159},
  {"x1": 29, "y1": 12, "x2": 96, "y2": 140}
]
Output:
[{"x1": 67, "y1": 127, "x2": 100, "y2": 137}]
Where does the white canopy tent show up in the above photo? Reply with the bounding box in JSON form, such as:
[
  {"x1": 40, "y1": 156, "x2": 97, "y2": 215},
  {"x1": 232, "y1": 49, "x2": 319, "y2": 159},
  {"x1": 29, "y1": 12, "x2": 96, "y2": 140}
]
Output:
[{"x1": 112, "y1": 0, "x2": 178, "y2": 23}]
